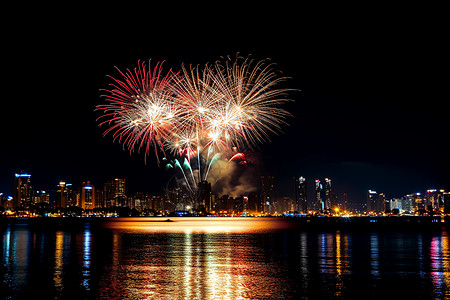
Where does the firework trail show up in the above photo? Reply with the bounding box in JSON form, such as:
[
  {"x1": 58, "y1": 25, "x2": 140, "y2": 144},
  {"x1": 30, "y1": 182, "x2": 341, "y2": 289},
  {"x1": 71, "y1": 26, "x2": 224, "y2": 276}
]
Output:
[{"x1": 97, "y1": 55, "x2": 292, "y2": 196}]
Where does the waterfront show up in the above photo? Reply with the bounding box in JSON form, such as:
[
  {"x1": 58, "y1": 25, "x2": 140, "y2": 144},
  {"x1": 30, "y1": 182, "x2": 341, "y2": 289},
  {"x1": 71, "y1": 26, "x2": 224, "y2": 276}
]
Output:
[{"x1": 1, "y1": 218, "x2": 450, "y2": 299}]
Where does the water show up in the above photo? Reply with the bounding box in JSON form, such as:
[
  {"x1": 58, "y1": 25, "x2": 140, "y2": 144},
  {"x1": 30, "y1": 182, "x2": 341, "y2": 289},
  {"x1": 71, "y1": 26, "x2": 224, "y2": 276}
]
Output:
[{"x1": 1, "y1": 218, "x2": 450, "y2": 299}]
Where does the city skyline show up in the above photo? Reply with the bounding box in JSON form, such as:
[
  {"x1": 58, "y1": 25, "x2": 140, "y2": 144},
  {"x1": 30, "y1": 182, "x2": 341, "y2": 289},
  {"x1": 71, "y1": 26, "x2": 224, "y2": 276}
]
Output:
[
  {"x1": 2, "y1": 171, "x2": 448, "y2": 216},
  {"x1": 2, "y1": 5, "x2": 448, "y2": 204}
]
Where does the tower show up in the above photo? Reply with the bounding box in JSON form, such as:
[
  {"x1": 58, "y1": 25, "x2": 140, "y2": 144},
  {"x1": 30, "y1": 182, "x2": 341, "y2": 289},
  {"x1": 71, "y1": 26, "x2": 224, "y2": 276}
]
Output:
[
  {"x1": 315, "y1": 179, "x2": 323, "y2": 212},
  {"x1": 56, "y1": 181, "x2": 70, "y2": 208},
  {"x1": 81, "y1": 181, "x2": 95, "y2": 210},
  {"x1": 104, "y1": 178, "x2": 126, "y2": 207},
  {"x1": 114, "y1": 178, "x2": 127, "y2": 207},
  {"x1": 324, "y1": 178, "x2": 332, "y2": 210},
  {"x1": 367, "y1": 190, "x2": 378, "y2": 214},
  {"x1": 294, "y1": 176, "x2": 307, "y2": 213},
  {"x1": 261, "y1": 176, "x2": 274, "y2": 214},
  {"x1": 13, "y1": 173, "x2": 32, "y2": 210}
]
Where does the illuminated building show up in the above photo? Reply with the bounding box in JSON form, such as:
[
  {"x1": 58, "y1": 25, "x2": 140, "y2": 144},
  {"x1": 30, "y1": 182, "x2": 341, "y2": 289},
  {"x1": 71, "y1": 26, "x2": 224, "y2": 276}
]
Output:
[
  {"x1": 389, "y1": 198, "x2": 402, "y2": 212},
  {"x1": 33, "y1": 190, "x2": 49, "y2": 204},
  {"x1": 367, "y1": 190, "x2": 378, "y2": 214},
  {"x1": 132, "y1": 192, "x2": 145, "y2": 211},
  {"x1": 324, "y1": 178, "x2": 332, "y2": 210},
  {"x1": 401, "y1": 196, "x2": 414, "y2": 214},
  {"x1": 81, "y1": 181, "x2": 95, "y2": 210},
  {"x1": 164, "y1": 187, "x2": 191, "y2": 212},
  {"x1": 151, "y1": 195, "x2": 163, "y2": 212},
  {"x1": 443, "y1": 192, "x2": 450, "y2": 214},
  {"x1": 379, "y1": 193, "x2": 388, "y2": 212},
  {"x1": 294, "y1": 176, "x2": 307, "y2": 213},
  {"x1": 56, "y1": 182, "x2": 75, "y2": 208},
  {"x1": 366, "y1": 191, "x2": 386, "y2": 214},
  {"x1": 13, "y1": 173, "x2": 32, "y2": 209},
  {"x1": 315, "y1": 179, "x2": 323, "y2": 212},
  {"x1": 438, "y1": 189, "x2": 446, "y2": 212},
  {"x1": 95, "y1": 188, "x2": 104, "y2": 208},
  {"x1": 425, "y1": 189, "x2": 439, "y2": 211},
  {"x1": 56, "y1": 182, "x2": 67, "y2": 208},
  {"x1": 114, "y1": 178, "x2": 127, "y2": 207},
  {"x1": 261, "y1": 176, "x2": 274, "y2": 214},
  {"x1": 103, "y1": 181, "x2": 114, "y2": 207},
  {"x1": 104, "y1": 178, "x2": 126, "y2": 207},
  {"x1": 275, "y1": 196, "x2": 293, "y2": 213},
  {"x1": 405, "y1": 193, "x2": 424, "y2": 210},
  {"x1": 0, "y1": 193, "x2": 13, "y2": 210}
]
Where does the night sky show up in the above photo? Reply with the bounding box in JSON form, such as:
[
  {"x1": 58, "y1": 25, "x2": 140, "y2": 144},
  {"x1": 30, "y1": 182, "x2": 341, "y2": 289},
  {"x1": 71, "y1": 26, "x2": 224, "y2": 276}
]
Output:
[{"x1": 1, "y1": 4, "x2": 448, "y2": 204}]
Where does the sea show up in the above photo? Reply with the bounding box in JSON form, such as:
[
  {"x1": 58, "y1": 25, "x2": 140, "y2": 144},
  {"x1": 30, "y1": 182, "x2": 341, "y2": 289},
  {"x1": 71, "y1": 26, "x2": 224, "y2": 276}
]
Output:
[{"x1": 1, "y1": 217, "x2": 449, "y2": 299}]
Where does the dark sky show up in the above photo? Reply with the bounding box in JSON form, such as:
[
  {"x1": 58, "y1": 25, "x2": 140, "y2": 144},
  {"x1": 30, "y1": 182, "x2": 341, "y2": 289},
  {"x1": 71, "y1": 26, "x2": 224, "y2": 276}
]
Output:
[{"x1": 1, "y1": 4, "x2": 448, "y2": 203}]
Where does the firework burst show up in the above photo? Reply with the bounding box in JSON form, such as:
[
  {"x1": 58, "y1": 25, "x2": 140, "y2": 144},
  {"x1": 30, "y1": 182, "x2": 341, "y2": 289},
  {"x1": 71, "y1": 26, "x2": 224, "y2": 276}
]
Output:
[{"x1": 97, "y1": 55, "x2": 293, "y2": 198}]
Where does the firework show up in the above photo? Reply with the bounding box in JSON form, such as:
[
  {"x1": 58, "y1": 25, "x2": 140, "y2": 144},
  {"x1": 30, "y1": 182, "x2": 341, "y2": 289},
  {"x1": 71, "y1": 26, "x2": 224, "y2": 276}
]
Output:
[
  {"x1": 97, "y1": 60, "x2": 179, "y2": 162},
  {"x1": 97, "y1": 55, "x2": 292, "y2": 198}
]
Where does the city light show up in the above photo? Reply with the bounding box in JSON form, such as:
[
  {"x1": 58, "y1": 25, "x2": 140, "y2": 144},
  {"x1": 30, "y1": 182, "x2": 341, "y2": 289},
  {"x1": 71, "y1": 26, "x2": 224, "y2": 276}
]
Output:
[
  {"x1": 1, "y1": 171, "x2": 449, "y2": 219},
  {"x1": 15, "y1": 173, "x2": 31, "y2": 177}
]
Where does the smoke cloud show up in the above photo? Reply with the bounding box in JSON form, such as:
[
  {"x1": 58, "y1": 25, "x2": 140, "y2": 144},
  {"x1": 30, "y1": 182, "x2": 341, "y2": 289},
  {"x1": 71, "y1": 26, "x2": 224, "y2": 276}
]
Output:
[{"x1": 209, "y1": 154, "x2": 261, "y2": 197}]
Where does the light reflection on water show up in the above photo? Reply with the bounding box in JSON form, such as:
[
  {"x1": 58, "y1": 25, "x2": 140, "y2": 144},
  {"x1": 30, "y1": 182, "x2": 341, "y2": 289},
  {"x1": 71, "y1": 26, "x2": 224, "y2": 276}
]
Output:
[
  {"x1": 101, "y1": 217, "x2": 295, "y2": 233},
  {"x1": 1, "y1": 218, "x2": 450, "y2": 299}
]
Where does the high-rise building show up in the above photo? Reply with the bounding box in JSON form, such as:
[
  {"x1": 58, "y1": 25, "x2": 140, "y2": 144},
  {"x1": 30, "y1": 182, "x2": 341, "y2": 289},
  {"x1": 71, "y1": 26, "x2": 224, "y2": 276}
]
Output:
[
  {"x1": 13, "y1": 173, "x2": 32, "y2": 209},
  {"x1": 246, "y1": 192, "x2": 261, "y2": 213},
  {"x1": 406, "y1": 193, "x2": 424, "y2": 211},
  {"x1": 95, "y1": 188, "x2": 104, "y2": 208},
  {"x1": 315, "y1": 179, "x2": 323, "y2": 212},
  {"x1": 197, "y1": 181, "x2": 211, "y2": 211},
  {"x1": 132, "y1": 192, "x2": 145, "y2": 211},
  {"x1": 104, "y1": 181, "x2": 114, "y2": 208},
  {"x1": 261, "y1": 176, "x2": 274, "y2": 214},
  {"x1": 324, "y1": 178, "x2": 332, "y2": 210},
  {"x1": 215, "y1": 194, "x2": 229, "y2": 212},
  {"x1": 104, "y1": 179, "x2": 126, "y2": 207},
  {"x1": 342, "y1": 193, "x2": 349, "y2": 211},
  {"x1": 33, "y1": 190, "x2": 49, "y2": 204},
  {"x1": 56, "y1": 181, "x2": 73, "y2": 208},
  {"x1": 443, "y1": 192, "x2": 450, "y2": 214},
  {"x1": 275, "y1": 196, "x2": 294, "y2": 213},
  {"x1": 230, "y1": 196, "x2": 244, "y2": 213},
  {"x1": 81, "y1": 181, "x2": 95, "y2": 210},
  {"x1": 294, "y1": 176, "x2": 307, "y2": 213},
  {"x1": 0, "y1": 194, "x2": 13, "y2": 210},
  {"x1": 165, "y1": 186, "x2": 188, "y2": 211},
  {"x1": 367, "y1": 190, "x2": 384, "y2": 214},
  {"x1": 379, "y1": 193, "x2": 388, "y2": 212},
  {"x1": 114, "y1": 178, "x2": 127, "y2": 207},
  {"x1": 151, "y1": 195, "x2": 163, "y2": 212},
  {"x1": 425, "y1": 189, "x2": 439, "y2": 211},
  {"x1": 367, "y1": 190, "x2": 377, "y2": 213},
  {"x1": 401, "y1": 196, "x2": 414, "y2": 214}
]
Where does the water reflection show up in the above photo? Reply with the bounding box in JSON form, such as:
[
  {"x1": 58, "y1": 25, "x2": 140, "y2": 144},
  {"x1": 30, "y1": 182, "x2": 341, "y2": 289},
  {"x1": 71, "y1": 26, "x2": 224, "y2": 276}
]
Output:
[
  {"x1": 430, "y1": 231, "x2": 450, "y2": 298},
  {"x1": 101, "y1": 231, "x2": 283, "y2": 299},
  {"x1": 82, "y1": 229, "x2": 91, "y2": 290},
  {"x1": 370, "y1": 232, "x2": 380, "y2": 279},
  {"x1": 1, "y1": 220, "x2": 450, "y2": 299},
  {"x1": 53, "y1": 231, "x2": 64, "y2": 290},
  {"x1": 102, "y1": 217, "x2": 295, "y2": 233}
]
